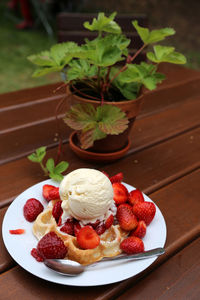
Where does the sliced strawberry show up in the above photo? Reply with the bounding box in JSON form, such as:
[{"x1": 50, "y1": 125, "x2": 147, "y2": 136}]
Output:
[
  {"x1": 74, "y1": 221, "x2": 81, "y2": 237},
  {"x1": 60, "y1": 219, "x2": 74, "y2": 235},
  {"x1": 110, "y1": 172, "x2": 123, "y2": 184},
  {"x1": 23, "y1": 198, "x2": 44, "y2": 222},
  {"x1": 52, "y1": 200, "x2": 63, "y2": 223},
  {"x1": 77, "y1": 226, "x2": 100, "y2": 249},
  {"x1": 95, "y1": 223, "x2": 106, "y2": 235},
  {"x1": 42, "y1": 184, "x2": 60, "y2": 202},
  {"x1": 116, "y1": 204, "x2": 138, "y2": 231},
  {"x1": 128, "y1": 189, "x2": 144, "y2": 206},
  {"x1": 105, "y1": 214, "x2": 114, "y2": 229},
  {"x1": 37, "y1": 232, "x2": 67, "y2": 259},
  {"x1": 9, "y1": 229, "x2": 25, "y2": 234},
  {"x1": 133, "y1": 201, "x2": 156, "y2": 225},
  {"x1": 113, "y1": 182, "x2": 129, "y2": 205},
  {"x1": 120, "y1": 236, "x2": 144, "y2": 254},
  {"x1": 87, "y1": 219, "x2": 100, "y2": 229},
  {"x1": 118, "y1": 203, "x2": 132, "y2": 210},
  {"x1": 31, "y1": 248, "x2": 44, "y2": 262},
  {"x1": 130, "y1": 220, "x2": 147, "y2": 238}
]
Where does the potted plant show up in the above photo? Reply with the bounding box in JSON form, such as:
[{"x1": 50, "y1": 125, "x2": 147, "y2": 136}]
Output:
[{"x1": 28, "y1": 12, "x2": 186, "y2": 161}]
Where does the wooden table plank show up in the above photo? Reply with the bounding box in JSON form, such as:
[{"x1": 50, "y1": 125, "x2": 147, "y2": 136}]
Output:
[
  {"x1": 0, "y1": 126, "x2": 199, "y2": 209},
  {"x1": 1, "y1": 92, "x2": 199, "y2": 165},
  {"x1": 116, "y1": 238, "x2": 200, "y2": 300},
  {"x1": 0, "y1": 168, "x2": 199, "y2": 299}
]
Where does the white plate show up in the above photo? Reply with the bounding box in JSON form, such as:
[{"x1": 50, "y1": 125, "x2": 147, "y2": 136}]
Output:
[{"x1": 2, "y1": 179, "x2": 166, "y2": 286}]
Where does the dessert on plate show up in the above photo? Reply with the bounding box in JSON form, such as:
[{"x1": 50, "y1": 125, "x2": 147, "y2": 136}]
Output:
[{"x1": 23, "y1": 168, "x2": 156, "y2": 265}]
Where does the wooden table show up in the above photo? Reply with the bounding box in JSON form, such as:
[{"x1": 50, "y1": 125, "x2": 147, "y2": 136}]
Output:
[{"x1": 0, "y1": 63, "x2": 200, "y2": 300}]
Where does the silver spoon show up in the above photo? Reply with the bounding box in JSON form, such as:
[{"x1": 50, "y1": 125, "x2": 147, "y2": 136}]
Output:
[{"x1": 44, "y1": 247, "x2": 165, "y2": 276}]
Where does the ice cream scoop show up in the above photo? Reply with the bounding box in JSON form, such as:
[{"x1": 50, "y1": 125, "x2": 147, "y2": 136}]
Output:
[{"x1": 59, "y1": 168, "x2": 114, "y2": 221}]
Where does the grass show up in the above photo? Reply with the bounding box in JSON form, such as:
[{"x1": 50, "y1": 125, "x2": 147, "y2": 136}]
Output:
[{"x1": 0, "y1": 1, "x2": 60, "y2": 94}]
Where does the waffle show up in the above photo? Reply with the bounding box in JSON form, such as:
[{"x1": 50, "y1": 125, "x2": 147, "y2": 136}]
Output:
[{"x1": 32, "y1": 200, "x2": 128, "y2": 265}]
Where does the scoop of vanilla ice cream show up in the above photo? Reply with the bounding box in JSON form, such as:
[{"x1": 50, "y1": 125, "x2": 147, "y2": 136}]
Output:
[{"x1": 59, "y1": 168, "x2": 113, "y2": 221}]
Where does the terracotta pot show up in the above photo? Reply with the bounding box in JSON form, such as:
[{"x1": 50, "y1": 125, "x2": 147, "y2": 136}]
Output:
[
  {"x1": 69, "y1": 131, "x2": 130, "y2": 163},
  {"x1": 66, "y1": 86, "x2": 144, "y2": 153}
]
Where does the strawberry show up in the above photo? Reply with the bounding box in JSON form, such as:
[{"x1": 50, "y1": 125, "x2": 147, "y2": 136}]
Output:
[
  {"x1": 23, "y1": 198, "x2": 44, "y2": 222},
  {"x1": 74, "y1": 221, "x2": 81, "y2": 237},
  {"x1": 118, "y1": 203, "x2": 132, "y2": 210},
  {"x1": 128, "y1": 189, "x2": 144, "y2": 206},
  {"x1": 37, "y1": 232, "x2": 67, "y2": 259},
  {"x1": 120, "y1": 236, "x2": 144, "y2": 254},
  {"x1": 110, "y1": 172, "x2": 123, "y2": 184},
  {"x1": 87, "y1": 219, "x2": 100, "y2": 229},
  {"x1": 113, "y1": 182, "x2": 129, "y2": 205},
  {"x1": 31, "y1": 248, "x2": 44, "y2": 262},
  {"x1": 42, "y1": 185, "x2": 60, "y2": 202},
  {"x1": 77, "y1": 225, "x2": 100, "y2": 249},
  {"x1": 95, "y1": 223, "x2": 106, "y2": 235},
  {"x1": 105, "y1": 214, "x2": 114, "y2": 229},
  {"x1": 9, "y1": 229, "x2": 25, "y2": 234},
  {"x1": 52, "y1": 200, "x2": 63, "y2": 223},
  {"x1": 133, "y1": 201, "x2": 156, "y2": 225},
  {"x1": 116, "y1": 204, "x2": 138, "y2": 231},
  {"x1": 60, "y1": 219, "x2": 74, "y2": 235},
  {"x1": 130, "y1": 220, "x2": 147, "y2": 238}
]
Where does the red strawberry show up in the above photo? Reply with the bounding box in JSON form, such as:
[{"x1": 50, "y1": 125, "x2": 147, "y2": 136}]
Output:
[
  {"x1": 37, "y1": 232, "x2": 67, "y2": 259},
  {"x1": 120, "y1": 236, "x2": 144, "y2": 254},
  {"x1": 133, "y1": 201, "x2": 156, "y2": 225},
  {"x1": 116, "y1": 205, "x2": 138, "y2": 231},
  {"x1": 52, "y1": 201, "x2": 63, "y2": 223},
  {"x1": 42, "y1": 185, "x2": 60, "y2": 202},
  {"x1": 77, "y1": 226, "x2": 100, "y2": 249},
  {"x1": 74, "y1": 221, "x2": 81, "y2": 237},
  {"x1": 9, "y1": 229, "x2": 25, "y2": 234},
  {"x1": 130, "y1": 220, "x2": 147, "y2": 238},
  {"x1": 105, "y1": 214, "x2": 114, "y2": 229},
  {"x1": 87, "y1": 219, "x2": 100, "y2": 229},
  {"x1": 118, "y1": 203, "x2": 133, "y2": 210},
  {"x1": 110, "y1": 172, "x2": 123, "y2": 184},
  {"x1": 113, "y1": 182, "x2": 129, "y2": 205},
  {"x1": 95, "y1": 223, "x2": 106, "y2": 235},
  {"x1": 31, "y1": 248, "x2": 44, "y2": 262},
  {"x1": 60, "y1": 219, "x2": 74, "y2": 235},
  {"x1": 23, "y1": 198, "x2": 44, "y2": 222},
  {"x1": 128, "y1": 189, "x2": 144, "y2": 206}
]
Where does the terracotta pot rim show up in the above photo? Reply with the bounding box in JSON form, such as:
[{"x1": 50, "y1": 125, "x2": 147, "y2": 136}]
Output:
[
  {"x1": 66, "y1": 85, "x2": 143, "y2": 105},
  {"x1": 69, "y1": 131, "x2": 130, "y2": 162}
]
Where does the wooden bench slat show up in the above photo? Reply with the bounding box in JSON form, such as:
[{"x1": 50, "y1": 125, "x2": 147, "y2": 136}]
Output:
[{"x1": 0, "y1": 169, "x2": 199, "y2": 299}]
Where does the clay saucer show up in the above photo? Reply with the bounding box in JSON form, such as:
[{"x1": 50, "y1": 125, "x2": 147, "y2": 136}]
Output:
[{"x1": 69, "y1": 131, "x2": 130, "y2": 163}]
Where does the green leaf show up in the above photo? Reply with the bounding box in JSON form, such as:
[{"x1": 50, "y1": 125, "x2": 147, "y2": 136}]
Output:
[
  {"x1": 27, "y1": 153, "x2": 40, "y2": 163},
  {"x1": 147, "y1": 45, "x2": 187, "y2": 64},
  {"x1": 49, "y1": 172, "x2": 64, "y2": 182},
  {"x1": 132, "y1": 20, "x2": 175, "y2": 44},
  {"x1": 118, "y1": 62, "x2": 165, "y2": 91},
  {"x1": 28, "y1": 146, "x2": 46, "y2": 163},
  {"x1": 64, "y1": 103, "x2": 128, "y2": 149},
  {"x1": 66, "y1": 59, "x2": 97, "y2": 81},
  {"x1": 27, "y1": 51, "x2": 55, "y2": 67},
  {"x1": 54, "y1": 161, "x2": 69, "y2": 174},
  {"x1": 84, "y1": 12, "x2": 121, "y2": 34},
  {"x1": 46, "y1": 158, "x2": 55, "y2": 173}
]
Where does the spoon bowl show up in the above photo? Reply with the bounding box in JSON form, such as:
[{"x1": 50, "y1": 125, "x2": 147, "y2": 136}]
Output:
[{"x1": 44, "y1": 247, "x2": 165, "y2": 276}]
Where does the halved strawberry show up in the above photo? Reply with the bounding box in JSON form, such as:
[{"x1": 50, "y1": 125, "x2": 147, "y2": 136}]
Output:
[
  {"x1": 133, "y1": 201, "x2": 156, "y2": 225},
  {"x1": 42, "y1": 185, "x2": 60, "y2": 202},
  {"x1": 113, "y1": 182, "x2": 129, "y2": 205},
  {"x1": 52, "y1": 200, "x2": 63, "y2": 223},
  {"x1": 110, "y1": 172, "x2": 123, "y2": 184},
  {"x1": 105, "y1": 214, "x2": 114, "y2": 229},
  {"x1": 74, "y1": 221, "x2": 81, "y2": 237},
  {"x1": 95, "y1": 223, "x2": 106, "y2": 235},
  {"x1": 60, "y1": 219, "x2": 74, "y2": 235},
  {"x1": 116, "y1": 204, "x2": 138, "y2": 231},
  {"x1": 130, "y1": 220, "x2": 147, "y2": 238},
  {"x1": 128, "y1": 189, "x2": 144, "y2": 206},
  {"x1": 118, "y1": 203, "x2": 132, "y2": 210},
  {"x1": 77, "y1": 226, "x2": 100, "y2": 249},
  {"x1": 87, "y1": 219, "x2": 100, "y2": 229},
  {"x1": 120, "y1": 236, "x2": 144, "y2": 254}
]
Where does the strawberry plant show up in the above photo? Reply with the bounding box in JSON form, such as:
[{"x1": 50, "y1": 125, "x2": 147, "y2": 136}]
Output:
[{"x1": 28, "y1": 12, "x2": 186, "y2": 149}]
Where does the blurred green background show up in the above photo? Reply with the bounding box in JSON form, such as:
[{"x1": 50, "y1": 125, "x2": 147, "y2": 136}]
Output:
[{"x1": 0, "y1": 0, "x2": 199, "y2": 94}]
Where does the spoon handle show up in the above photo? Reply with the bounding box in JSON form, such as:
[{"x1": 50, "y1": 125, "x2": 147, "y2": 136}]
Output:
[{"x1": 91, "y1": 247, "x2": 165, "y2": 265}]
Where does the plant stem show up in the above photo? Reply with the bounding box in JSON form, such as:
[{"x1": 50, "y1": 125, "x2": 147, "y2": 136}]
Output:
[
  {"x1": 108, "y1": 43, "x2": 147, "y2": 87},
  {"x1": 40, "y1": 162, "x2": 48, "y2": 176}
]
